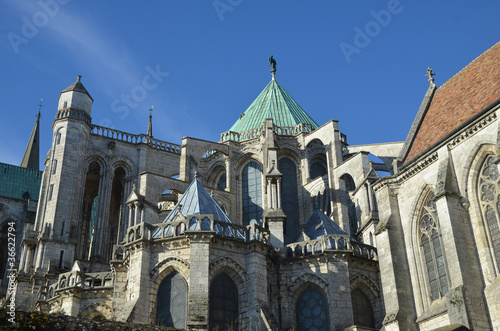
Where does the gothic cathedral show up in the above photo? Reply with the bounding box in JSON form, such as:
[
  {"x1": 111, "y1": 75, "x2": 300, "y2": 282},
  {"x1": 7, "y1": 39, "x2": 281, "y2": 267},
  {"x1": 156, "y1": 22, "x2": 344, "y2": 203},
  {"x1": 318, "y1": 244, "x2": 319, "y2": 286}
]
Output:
[{"x1": 1, "y1": 42, "x2": 500, "y2": 330}]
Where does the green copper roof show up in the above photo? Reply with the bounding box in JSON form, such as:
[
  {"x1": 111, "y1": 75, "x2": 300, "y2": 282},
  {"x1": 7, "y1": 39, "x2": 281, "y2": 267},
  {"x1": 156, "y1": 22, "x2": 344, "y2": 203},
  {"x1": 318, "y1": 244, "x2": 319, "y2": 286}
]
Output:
[
  {"x1": 0, "y1": 163, "x2": 43, "y2": 201},
  {"x1": 229, "y1": 80, "x2": 319, "y2": 133}
]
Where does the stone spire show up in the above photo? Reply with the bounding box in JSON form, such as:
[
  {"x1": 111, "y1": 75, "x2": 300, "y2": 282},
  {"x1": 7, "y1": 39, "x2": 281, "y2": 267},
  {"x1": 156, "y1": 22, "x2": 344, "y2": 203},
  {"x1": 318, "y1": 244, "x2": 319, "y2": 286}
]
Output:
[
  {"x1": 147, "y1": 106, "x2": 153, "y2": 137},
  {"x1": 20, "y1": 100, "x2": 42, "y2": 170}
]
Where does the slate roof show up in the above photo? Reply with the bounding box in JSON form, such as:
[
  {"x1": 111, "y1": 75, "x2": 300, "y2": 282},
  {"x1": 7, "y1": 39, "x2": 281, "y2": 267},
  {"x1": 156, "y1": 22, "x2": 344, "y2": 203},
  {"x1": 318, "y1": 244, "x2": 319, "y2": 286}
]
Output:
[
  {"x1": 228, "y1": 79, "x2": 319, "y2": 133},
  {"x1": 61, "y1": 75, "x2": 93, "y2": 101},
  {"x1": 163, "y1": 178, "x2": 233, "y2": 224},
  {"x1": 403, "y1": 42, "x2": 500, "y2": 164},
  {"x1": 294, "y1": 206, "x2": 349, "y2": 242},
  {"x1": 0, "y1": 163, "x2": 43, "y2": 201}
]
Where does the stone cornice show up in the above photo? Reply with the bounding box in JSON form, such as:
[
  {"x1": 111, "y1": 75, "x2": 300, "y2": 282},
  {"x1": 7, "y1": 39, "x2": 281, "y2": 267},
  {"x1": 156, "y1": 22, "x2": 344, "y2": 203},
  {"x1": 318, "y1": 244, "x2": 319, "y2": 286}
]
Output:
[
  {"x1": 447, "y1": 111, "x2": 497, "y2": 149},
  {"x1": 374, "y1": 152, "x2": 438, "y2": 193}
]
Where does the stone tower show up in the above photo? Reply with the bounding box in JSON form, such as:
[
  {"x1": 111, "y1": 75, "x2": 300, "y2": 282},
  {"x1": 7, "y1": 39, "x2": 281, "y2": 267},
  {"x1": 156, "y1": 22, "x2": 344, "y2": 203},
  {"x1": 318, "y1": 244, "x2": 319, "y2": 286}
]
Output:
[{"x1": 33, "y1": 75, "x2": 93, "y2": 274}]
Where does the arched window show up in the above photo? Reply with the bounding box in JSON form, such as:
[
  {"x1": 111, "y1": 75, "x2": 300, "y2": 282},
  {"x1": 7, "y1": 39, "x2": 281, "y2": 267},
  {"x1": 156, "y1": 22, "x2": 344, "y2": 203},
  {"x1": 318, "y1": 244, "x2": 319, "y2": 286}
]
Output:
[
  {"x1": 478, "y1": 155, "x2": 500, "y2": 271},
  {"x1": 351, "y1": 289, "x2": 374, "y2": 328},
  {"x1": 340, "y1": 174, "x2": 355, "y2": 192},
  {"x1": 209, "y1": 273, "x2": 238, "y2": 330},
  {"x1": 242, "y1": 162, "x2": 263, "y2": 226},
  {"x1": 217, "y1": 173, "x2": 226, "y2": 191},
  {"x1": 296, "y1": 286, "x2": 329, "y2": 331},
  {"x1": 155, "y1": 272, "x2": 187, "y2": 328},
  {"x1": 108, "y1": 167, "x2": 125, "y2": 259},
  {"x1": 419, "y1": 198, "x2": 449, "y2": 301},
  {"x1": 279, "y1": 158, "x2": 300, "y2": 243},
  {"x1": 340, "y1": 174, "x2": 357, "y2": 236},
  {"x1": 81, "y1": 161, "x2": 100, "y2": 260},
  {"x1": 310, "y1": 162, "x2": 327, "y2": 179}
]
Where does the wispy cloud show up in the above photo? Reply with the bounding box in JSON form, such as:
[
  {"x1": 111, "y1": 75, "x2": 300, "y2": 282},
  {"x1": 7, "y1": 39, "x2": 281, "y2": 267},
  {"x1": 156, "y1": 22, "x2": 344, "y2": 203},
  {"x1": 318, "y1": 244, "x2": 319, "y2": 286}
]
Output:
[{"x1": 6, "y1": 1, "x2": 143, "y2": 98}]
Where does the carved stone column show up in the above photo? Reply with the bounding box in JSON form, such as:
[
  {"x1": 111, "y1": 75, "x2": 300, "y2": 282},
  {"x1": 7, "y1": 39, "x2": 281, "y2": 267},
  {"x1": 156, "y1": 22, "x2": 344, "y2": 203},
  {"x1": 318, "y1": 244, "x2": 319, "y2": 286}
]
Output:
[
  {"x1": 267, "y1": 178, "x2": 273, "y2": 209},
  {"x1": 224, "y1": 155, "x2": 231, "y2": 191},
  {"x1": 277, "y1": 178, "x2": 282, "y2": 209},
  {"x1": 134, "y1": 202, "x2": 140, "y2": 226}
]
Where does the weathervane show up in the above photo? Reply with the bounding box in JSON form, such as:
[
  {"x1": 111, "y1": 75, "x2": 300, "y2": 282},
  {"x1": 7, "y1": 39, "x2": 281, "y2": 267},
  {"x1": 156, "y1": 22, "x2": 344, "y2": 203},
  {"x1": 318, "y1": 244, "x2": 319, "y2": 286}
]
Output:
[
  {"x1": 426, "y1": 67, "x2": 435, "y2": 84},
  {"x1": 269, "y1": 56, "x2": 277, "y2": 80},
  {"x1": 37, "y1": 98, "x2": 43, "y2": 119}
]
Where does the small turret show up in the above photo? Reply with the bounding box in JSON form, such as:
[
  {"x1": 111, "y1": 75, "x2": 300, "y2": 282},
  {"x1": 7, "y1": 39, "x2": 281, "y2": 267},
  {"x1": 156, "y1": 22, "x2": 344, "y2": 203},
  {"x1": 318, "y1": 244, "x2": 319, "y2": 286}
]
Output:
[{"x1": 57, "y1": 75, "x2": 93, "y2": 121}]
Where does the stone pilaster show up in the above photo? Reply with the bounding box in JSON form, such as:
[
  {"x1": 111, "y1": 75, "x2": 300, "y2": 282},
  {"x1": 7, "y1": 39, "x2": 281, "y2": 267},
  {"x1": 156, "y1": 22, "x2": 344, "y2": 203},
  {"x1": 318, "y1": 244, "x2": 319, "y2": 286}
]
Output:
[
  {"x1": 374, "y1": 184, "x2": 417, "y2": 331},
  {"x1": 128, "y1": 242, "x2": 151, "y2": 324},
  {"x1": 186, "y1": 233, "x2": 211, "y2": 330}
]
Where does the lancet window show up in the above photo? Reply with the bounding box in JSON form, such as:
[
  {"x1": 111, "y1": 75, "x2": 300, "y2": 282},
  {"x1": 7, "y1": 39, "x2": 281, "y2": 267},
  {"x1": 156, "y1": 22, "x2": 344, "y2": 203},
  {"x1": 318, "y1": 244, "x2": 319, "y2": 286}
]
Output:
[
  {"x1": 419, "y1": 199, "x2": 449, "y2": 301},
  {"x1": 478, "y1": 155, "x2": 500, "y2": 271},
  {"x1": 155, "y1": 271, "x2": 187, "y2": 328},
  {"x1": 279, "y1": 158, "x2": 300, "y2": 243},
  {"x1": 242, "y1": 162, "x2": 263, "y2": 226},
  {"x1": 209, "y1": 273, "x2": 238, "y2": 330}
]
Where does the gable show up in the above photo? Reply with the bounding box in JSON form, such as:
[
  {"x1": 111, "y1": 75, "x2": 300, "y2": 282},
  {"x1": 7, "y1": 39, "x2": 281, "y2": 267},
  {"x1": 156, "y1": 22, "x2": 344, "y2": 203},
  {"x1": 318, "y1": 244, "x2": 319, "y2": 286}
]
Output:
[{"x1": 403, "y1": 42, "x2": 500, "y2": 164}]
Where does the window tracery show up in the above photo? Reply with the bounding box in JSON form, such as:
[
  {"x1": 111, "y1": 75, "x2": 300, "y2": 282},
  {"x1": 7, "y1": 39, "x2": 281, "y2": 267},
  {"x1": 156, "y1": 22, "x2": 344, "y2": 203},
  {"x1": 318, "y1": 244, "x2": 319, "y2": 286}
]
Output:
[
  {"x1": 419, "y1": 199, "x2": 449, "y2": 301},
  {"x1": 296, "y1": 286, "x2": 329, "y2": 331},
  {"x1": 478, "y1": 155, "x2": 500, "y2": 271}
]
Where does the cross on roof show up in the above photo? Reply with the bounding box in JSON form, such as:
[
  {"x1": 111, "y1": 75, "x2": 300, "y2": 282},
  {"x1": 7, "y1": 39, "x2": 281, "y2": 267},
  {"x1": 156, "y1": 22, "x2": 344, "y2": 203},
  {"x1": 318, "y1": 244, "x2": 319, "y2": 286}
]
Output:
[
  {"x1": 37, "y1": 98, "x2": 43, "y2": 112},
  {"x1": 426, "y1": 67, "x2": 435, "y2": 83}
]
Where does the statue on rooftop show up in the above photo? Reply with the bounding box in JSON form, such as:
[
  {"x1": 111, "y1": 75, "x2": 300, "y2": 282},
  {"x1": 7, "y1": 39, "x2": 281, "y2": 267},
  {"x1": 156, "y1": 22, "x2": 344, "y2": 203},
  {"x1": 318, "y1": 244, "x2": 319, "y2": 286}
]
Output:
[{"x1": 269, "y1": 56, "x2": 277, "y2": 79}]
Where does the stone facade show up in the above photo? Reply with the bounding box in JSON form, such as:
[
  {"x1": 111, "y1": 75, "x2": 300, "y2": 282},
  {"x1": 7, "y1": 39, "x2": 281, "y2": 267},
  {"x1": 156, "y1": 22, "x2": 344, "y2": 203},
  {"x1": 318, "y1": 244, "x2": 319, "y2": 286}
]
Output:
[{"x1": 3, "y1": 43, "x2": 500, "y2": 330}]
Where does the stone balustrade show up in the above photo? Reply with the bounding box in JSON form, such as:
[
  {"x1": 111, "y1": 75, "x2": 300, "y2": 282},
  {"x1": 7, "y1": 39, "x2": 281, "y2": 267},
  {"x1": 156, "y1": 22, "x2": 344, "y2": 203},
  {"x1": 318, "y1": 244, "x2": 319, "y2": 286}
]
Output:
[
  {"x1": 123, "y1": 216, "x2": 269, "y2": 247},
  {"x1": 286, "y1": 235, "x2": 377, "y2": 260},
  {"x1": 203, "y1": 150, "x2": 218, "y2": 159},
  {"x1": 273, "y1": 123, "x2": 313, "y2": 136},
  {"x1": 220, "y1": 122, "x2": 314, "y2": 142},
  {"x1": 38, "y1": 271, "x2": 114, "y2": 301},
  {"x1": 90, "y1": 124, "x2": 181, "y2": 154},
  {"x1": 55, "y1": 108, "x2": 91, "y2": 125}
]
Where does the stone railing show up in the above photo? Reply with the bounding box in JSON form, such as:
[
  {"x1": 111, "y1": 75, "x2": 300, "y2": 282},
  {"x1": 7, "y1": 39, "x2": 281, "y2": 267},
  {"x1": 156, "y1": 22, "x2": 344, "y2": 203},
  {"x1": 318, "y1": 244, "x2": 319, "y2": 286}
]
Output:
[
  {"x1": 220, "y1": 124, "x2": 265, "y2": 142},
  {"x1": 203, "y1": 150, "x2": 218, "y2": 159},
  {"x1": 121, "y1": 216, "x2": 269, "y2": 247},
  {"x1": 220, "y1": 122, "x2": 315, "y2": 142},
  {"x1": 111, "y1": 244, "x2": 130, "y2": 262},
  {"x1": 55, "y1": 108, "x2": 91, "y2": 125},
  {"x1": 286, "y1": 235, "x2": 377, "y2": 260},
  {"x1": 38, "y1": 270, "x2": 114, "y2": 301},
  {"x1": 90, "y1": 124, "x2": 181, "y2": 154},
  {"x1": 273, "y1": 123, "x2": 313, "y2": 136}
]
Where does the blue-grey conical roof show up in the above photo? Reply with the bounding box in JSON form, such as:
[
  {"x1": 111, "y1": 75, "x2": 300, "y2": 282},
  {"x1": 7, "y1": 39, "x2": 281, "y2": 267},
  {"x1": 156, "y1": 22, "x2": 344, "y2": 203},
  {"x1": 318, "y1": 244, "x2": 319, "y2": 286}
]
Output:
[
  {"x1": 295, "y1": 206, "x2": 349, "y2": 242},
  {"x1": 163, "y1": 177, "x2": 232, "y2": 224}
]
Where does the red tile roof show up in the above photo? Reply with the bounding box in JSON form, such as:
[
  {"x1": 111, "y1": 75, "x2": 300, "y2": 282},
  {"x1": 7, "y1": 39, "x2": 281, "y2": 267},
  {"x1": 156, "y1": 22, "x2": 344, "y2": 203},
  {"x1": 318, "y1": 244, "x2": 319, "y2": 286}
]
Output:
[{"x1": 404, "y1": 42, "x2": 500, "y2": 164}]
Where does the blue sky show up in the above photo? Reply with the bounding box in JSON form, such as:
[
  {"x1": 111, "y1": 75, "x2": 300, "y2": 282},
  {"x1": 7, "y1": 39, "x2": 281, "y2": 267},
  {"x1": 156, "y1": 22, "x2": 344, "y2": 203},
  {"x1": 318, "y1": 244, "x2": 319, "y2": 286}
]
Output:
[{"x1": 0, "y1": 1, "x2": 499, "y2": 169}]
